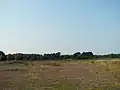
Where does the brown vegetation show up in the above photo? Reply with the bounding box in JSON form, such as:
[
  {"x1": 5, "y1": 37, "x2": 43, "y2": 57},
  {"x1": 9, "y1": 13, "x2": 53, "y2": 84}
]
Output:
[{"x1": 0, "y1": 60, "x2": 120, "y2": 90}]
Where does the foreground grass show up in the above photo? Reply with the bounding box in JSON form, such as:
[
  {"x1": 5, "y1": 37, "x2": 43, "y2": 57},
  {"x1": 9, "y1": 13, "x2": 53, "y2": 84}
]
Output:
[{"x1": 0, "y1": 60, "x2": 120, "y2": 90}]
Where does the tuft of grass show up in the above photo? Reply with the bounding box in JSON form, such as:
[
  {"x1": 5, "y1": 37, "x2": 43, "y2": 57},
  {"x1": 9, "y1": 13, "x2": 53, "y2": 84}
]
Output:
[
  {"x1": 0, "y1": 68, "x2": 27, "y2": 72},
  {"x1": 3, "y1": 60, "x2": 29, "y2": 66},
  {"x1": 43, "y1": 62, "x2": 62, "y2": 66}
]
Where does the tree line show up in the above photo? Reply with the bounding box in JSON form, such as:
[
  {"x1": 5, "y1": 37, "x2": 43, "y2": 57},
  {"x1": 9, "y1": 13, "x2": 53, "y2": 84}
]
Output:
[{"x1": 0, "y1": 51, "x2": 120, "y2": 61}]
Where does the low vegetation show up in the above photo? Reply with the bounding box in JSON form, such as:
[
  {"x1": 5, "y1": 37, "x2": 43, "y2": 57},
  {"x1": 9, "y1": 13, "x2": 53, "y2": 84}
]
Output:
[{"x1": 0, "y1": 60, "x2": 119, "y2": 90}]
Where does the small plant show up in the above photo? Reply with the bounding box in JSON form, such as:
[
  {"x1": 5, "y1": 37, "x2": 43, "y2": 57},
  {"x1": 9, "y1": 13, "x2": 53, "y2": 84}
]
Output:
[
  {"x1": 106, "y1": 68, "x2": 110, "y2": 71},
  {"x1": 96, "y1": 71, "x2": 98, "y2": 74},
  {"x1": 43, "y1": 62, "x2": 62, "y2": 66},
  {"x1": 91, "y1": 61, "x2": 95, "y2": 63},
  {"x1": 51, "y1": 63, "x2": 61, "y2": 66}
]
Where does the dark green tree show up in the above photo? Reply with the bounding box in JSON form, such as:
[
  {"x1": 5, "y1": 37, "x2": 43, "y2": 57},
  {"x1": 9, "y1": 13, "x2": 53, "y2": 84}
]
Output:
[
  {"x1": 73, "y1": 52, "x2": 81, "y2": 59},
  {"x1": 81, "y1": 52, "x2": 94, "y2": 59},
  {"x1": 14, "y1": 53, "x2": 23, "y2": 60},
  {"x1": 7, "y1": 54, "x2": 15, "y2": 60},
  {"x1": 0, "y1": 51, "x2": 6, "y2": 61}
]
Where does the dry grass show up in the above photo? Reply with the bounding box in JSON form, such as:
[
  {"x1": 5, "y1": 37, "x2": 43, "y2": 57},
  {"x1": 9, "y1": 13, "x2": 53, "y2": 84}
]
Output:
[{"x1": 0, "y1": 59, "x2": 120, "y2": 90}]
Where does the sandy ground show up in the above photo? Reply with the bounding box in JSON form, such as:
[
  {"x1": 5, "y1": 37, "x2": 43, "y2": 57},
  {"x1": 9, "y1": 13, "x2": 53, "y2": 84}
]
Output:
[{"x1": 0, "y1": 60, "x2": 120, "y2": 90}]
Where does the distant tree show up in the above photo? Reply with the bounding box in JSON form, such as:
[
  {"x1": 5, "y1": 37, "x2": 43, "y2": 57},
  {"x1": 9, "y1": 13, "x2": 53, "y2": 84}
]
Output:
[
  {"x1": 0, "y1": 51, "x2": 6, "y2": 61},
  {"x1": 7, "y1": 54, "x2": 14, "y2": 60},
  {"x1": 42, "y1": 54, "x2": 49, "y2": 60},
  {"x1": 2, "y1": 51, "x2": 120, "y2": 61},
  {"x1": 81, "y1": 52, "x2": 94, "y2": 59},
  {"x1": 14, "y1": 53, "x2": 23, "y2": 60},
  {"x1": 61, "y1": 55, "x2": 72, "y2": 60},
  {"x1": 36, "y1": 54, "x2": 42, "y2": 60},
  {"x1": 73, "y1": 52, "x2": 81, "y2": 59},
  {"x1": 55, "y1": 52, "x2": 61, "y2": 60}
]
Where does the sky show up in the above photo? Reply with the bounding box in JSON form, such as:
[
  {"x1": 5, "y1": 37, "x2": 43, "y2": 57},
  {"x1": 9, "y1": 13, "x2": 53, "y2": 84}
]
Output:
[{"x1": 0, "y1": 0, "x2": 120, "y2": 54}]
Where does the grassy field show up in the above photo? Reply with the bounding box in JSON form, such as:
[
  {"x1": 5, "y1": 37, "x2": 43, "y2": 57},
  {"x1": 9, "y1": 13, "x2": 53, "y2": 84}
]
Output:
[{"x1": 0, "y1": 59, "x2": 120, "y2": 90}]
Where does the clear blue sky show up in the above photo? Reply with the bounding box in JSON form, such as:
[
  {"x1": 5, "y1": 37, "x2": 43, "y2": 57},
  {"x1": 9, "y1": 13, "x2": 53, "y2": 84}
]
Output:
[{"x1": 0, "y1": 0, "x2": 120, "y2": 54}]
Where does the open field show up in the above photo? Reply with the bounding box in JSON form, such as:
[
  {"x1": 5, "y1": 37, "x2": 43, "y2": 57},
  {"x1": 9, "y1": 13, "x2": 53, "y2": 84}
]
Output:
[{"x1": 0, "y1": 59, "x2": 120, "y2": 90}]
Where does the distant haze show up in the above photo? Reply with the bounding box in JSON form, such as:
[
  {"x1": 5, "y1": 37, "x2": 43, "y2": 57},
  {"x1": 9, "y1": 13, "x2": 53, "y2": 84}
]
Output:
[{"x1": 0, "y1": 0, "x2": 119, "y2": 54}]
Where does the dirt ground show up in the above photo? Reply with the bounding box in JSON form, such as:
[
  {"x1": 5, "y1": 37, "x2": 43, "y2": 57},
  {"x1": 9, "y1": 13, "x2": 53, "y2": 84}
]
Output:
[{"x1": 0, "y1": 60, "x2": 120, "y2": 90}]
